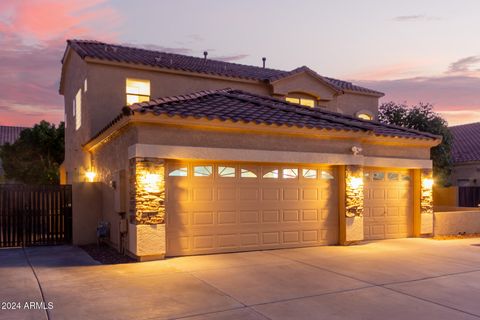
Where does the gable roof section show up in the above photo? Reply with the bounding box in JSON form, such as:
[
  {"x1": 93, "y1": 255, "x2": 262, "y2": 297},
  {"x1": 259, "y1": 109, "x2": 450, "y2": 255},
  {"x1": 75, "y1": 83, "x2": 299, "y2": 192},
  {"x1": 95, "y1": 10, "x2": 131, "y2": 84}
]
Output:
[
  {"x1": 450, "y1": 122, "x2": 480, "y2": 164},
  {"x1": 0, "y1": 126, "x2": 27, "y2": 145},
  {"x1": 64, "y1": 40, "x2": 383, "y2": 97}
]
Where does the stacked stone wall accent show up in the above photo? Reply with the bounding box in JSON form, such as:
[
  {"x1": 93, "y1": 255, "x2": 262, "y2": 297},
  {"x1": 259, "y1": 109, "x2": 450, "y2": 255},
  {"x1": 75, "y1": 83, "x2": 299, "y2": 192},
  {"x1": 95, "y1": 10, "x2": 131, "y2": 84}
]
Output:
[
  {"x1": 346, "y1": 165, "x2": 364, "y2": 217},
  {"x1": 421, "y1": 169, "x2": 433, "y2": 215},
  {"x1": 129, "y1": 158, "x2": 165, "y2": 225}
]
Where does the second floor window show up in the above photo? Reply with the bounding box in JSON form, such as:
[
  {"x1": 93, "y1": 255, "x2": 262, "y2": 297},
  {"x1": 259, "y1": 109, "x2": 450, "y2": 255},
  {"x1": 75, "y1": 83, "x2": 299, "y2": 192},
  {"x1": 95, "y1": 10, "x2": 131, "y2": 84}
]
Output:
[
  {"x1": 126, "y1": 78, "x2": 150, "y2": 105},
  {"x1": 285, "y1": 97, "x2": 315, "y2": 108}
]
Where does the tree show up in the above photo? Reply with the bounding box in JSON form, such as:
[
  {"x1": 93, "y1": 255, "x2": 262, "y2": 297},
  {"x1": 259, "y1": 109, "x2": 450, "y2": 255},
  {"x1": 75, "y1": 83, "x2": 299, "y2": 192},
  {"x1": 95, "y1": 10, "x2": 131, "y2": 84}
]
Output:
[
  {"x1": 0, "y1": 121, "x2": 64, "y2": 184},
  {"x1": 378, "y1": 102, "x2": 453, "y2": 186}
]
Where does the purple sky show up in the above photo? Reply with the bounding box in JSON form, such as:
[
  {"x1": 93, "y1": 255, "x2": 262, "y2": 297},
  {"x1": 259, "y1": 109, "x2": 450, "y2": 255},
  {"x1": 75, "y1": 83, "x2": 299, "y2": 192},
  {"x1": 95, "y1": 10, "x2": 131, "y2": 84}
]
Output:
[{"x1": 1, "y1": 0, "x2": 479, "y2": 126}]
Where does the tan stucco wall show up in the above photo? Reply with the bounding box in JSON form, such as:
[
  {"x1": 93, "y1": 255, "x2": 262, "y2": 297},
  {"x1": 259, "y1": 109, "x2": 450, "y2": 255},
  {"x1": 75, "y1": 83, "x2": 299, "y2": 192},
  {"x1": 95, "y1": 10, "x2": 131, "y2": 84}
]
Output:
[
  {"x1": 89, "y1": 126, "x2": 137, "y2": 248},
  {"x1": 72, "y1": 182, "x2": 103, "y2": 245},
  {"x1": 63, "y1": 51, "x2": 91, "y2": 184},
  {"x1": 133, "y1": 123, "x2": 430, "y2": 160},
  {"x1": 451, "y1": 162, "x2": 480, "y2": 186},
  {"x1": 327, "y1": 93, "x2": 379, "y2": 120},
  {"x1": 434, "y1": 209, "x2": 480, "y2": 235},
  {"x1": 433, "y1": 186, "x2": 458, "y2": 207},
  {"x1": 271, "y1": 72, "x2": 336, "y2": 101}
]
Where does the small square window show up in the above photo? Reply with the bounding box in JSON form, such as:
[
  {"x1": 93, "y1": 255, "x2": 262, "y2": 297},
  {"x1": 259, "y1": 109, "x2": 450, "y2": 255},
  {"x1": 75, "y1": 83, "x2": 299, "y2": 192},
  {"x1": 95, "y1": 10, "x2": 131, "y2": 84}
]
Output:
[
  {"x1": 169, "y1": 167, "x2": 187, "y2": 177},
  {"x1": 373, "y1": 172, "x2": 385, "y2": 180},
  {"x1": 126, "y1": 78, "x2": 150, "y2": 105},
  {"x1": 283, "y1": 168, "x2": 298, "y2": 179},
  {"x1": 218, "y1": 166, "x2": 235, "y2": 177},
  {"x1": 302, "y1": 169, "x2": 317, "y2": 179},
  {"x1": 388, "y1": 172, "x2": 399, "y2": 181},
  {"x1": 194, "y1": 166, "x2": 212, "y2": 177},
  {"x1": 263, "y1": 169, "x2": 279, "y2": 179},
  {"x1": 241, "y1": 169, "x2": 257, "y2": 178}
]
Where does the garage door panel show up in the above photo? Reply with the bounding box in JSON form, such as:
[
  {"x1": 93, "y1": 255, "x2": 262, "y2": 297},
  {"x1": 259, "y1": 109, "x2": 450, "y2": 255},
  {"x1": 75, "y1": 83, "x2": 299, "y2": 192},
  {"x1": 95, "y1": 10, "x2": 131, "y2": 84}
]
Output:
[
  {"x1": 166, "y1": 162, "x2": 338, "y2": 256},
  {"x1": 364, "y1": 168, "x2": 412, "y2": 240}
]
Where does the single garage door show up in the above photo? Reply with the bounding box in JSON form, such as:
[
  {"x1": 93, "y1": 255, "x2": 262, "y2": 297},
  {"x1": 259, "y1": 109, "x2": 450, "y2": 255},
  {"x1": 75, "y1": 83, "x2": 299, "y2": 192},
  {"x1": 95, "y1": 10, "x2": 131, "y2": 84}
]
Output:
[
  {"x1": 165, "y1": 161, "x2": 338, "y2": 256},
  {"x1": 363, "y1": 168, "x2": 413, "y2": 240}
]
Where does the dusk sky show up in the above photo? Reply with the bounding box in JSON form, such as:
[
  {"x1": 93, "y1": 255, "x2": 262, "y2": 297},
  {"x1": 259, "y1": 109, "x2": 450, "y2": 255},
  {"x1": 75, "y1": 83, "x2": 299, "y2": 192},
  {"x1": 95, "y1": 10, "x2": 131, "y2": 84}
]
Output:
[{"x1": 1, "y1": 0, "x2": 480, "y2": 127}]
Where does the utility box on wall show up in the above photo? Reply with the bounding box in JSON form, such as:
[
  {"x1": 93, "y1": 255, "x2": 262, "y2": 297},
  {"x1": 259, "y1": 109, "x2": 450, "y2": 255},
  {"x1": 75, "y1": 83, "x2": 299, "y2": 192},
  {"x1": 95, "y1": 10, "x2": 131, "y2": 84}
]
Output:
[{"x1": 114, "y1": 170, "x2": 126, "y2": 213}]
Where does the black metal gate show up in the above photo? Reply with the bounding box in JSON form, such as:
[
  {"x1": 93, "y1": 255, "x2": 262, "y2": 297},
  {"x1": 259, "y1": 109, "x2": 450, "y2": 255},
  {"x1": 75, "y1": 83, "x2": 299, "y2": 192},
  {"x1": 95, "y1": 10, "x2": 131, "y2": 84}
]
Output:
[
  {"x1": 459, "y1": 186, "x2": 480, "y2": 207},
  {"x1": 0, "y1": 184, "x2": 72, "y2": 247}
]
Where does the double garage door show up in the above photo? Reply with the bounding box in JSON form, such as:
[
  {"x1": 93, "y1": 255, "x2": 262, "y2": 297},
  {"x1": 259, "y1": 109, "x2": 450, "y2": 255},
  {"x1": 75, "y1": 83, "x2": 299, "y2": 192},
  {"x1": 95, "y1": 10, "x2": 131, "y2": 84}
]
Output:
[{"x1": 165, "y1": 161, "x2": 338, "y2": 256}]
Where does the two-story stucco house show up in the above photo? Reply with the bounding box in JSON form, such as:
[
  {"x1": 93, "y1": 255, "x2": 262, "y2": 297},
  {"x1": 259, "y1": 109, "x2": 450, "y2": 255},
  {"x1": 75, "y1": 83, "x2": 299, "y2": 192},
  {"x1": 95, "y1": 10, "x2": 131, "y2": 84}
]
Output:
[{"x1": 60, "y1": 40, "x2": 440, "y2": 260}]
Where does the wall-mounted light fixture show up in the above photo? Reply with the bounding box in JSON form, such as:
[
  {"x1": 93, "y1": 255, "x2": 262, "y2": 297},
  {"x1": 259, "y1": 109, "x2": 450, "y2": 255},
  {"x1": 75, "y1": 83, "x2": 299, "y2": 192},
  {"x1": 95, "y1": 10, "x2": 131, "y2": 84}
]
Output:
[
  {"x1": 85, "y1": 170, "x2": 97, "y2": 182},
  {"x1": 140, "y1": 172, "x2": 161, "y2": 193}
]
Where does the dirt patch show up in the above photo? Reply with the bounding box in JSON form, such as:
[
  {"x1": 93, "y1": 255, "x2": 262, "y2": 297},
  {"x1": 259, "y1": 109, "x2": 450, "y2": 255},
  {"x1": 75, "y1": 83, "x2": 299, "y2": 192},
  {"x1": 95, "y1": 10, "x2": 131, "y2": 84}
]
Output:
[
  {"x1": 432, "y1": 233, "x2": 480, "y2": 240},
  {"x1": 80, "y1": 244, "x2": 136, "y2": 264}
]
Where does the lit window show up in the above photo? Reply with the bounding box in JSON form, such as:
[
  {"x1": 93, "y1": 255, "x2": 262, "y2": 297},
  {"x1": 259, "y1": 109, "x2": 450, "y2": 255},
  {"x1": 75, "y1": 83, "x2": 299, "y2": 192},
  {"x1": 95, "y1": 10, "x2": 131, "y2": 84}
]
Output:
[
  {"x1": 320, "y1": 171, "x2": 334, "y2": 180},
  {"x1": 372, "y1": 172, "x2": 385, "y2": 180},
  {"x1": 286, "y1": 97, "x2": 315, "y2": 108},
  {"x1": 194, "y1": 166, "x2": 212, "y2": 177},
  {"x1": 218, "y1": 166, "x2": 235, "y2": 177},
  {"x1": 169, "y1": 167, "x2": 187, "y2": 177},
  {"x1": 241, "y1": 169, "x2": 257, "y2": 178},
  {"x1": 75, "y1": 89, "x2": 81, "y2": 130},
  {"x1": 84, "y1": 79, "x2": 88, "y2": 92},
  {"x1": 283, "y1": 168, "x2": 298, "y2": 179},
  {"x1": 387, "y1": 172, "x2": 399, "y2": 181},
  {"x1": 126, "y1": 78, "x2": 150, "y2": 105},
  {"x1": 302, "y1": 169, "x2": 317, "y2": 179},
  {"x1": 263, "y1": 169, "x2": 279, "y2": 179}
]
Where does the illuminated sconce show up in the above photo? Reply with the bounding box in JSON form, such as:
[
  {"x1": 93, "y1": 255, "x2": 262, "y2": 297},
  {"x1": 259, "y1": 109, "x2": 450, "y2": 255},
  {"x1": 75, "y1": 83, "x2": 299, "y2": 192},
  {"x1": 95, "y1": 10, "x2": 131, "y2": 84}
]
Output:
[
  {"x1": 349, "y1": 176, "x2": 363, "y2": 190},
  {"x1": 140, "y1": 172, "x2": 161, "y2": 193},
  {"x1": 422, "y1": 178, "x2": 434, "y2": 189},
  {"x1": 85, "y1": 170, "x2": 97, "y2": 182}
]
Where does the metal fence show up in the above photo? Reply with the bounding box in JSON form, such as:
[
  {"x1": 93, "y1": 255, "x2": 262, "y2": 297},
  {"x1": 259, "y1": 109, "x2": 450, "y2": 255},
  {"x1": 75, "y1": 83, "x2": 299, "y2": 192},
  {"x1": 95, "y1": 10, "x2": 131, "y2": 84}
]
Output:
[{"x1": 459, "y1": 186, "x2": 480, "y2": 207}]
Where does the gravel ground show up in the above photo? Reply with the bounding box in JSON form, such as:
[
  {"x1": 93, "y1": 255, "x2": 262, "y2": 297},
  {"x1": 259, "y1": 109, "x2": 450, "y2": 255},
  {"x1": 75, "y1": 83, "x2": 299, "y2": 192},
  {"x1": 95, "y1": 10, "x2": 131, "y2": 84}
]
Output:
[{"x1": 80, "y1": 244, "x2": 136, "y2": 264}]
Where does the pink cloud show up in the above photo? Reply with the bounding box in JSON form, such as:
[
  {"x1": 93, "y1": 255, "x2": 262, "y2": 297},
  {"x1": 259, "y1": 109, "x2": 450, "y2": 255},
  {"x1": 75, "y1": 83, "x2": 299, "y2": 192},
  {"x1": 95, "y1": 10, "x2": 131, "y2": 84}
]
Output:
[
  {"x1": 356, "y1": 75, "x2": 480, "y2": 126},
  {"x1": 0, "y1": 0, "x2": 122, "y2": 126}
]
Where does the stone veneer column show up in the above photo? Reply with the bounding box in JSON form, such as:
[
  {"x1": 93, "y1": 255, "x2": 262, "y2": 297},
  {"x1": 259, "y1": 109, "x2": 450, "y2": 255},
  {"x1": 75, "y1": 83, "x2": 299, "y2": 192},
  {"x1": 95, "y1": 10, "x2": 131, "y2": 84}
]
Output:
[
  {"x1": 339, "y1": 165, "x2": 365, "y2": 244},
  {"x1": 128, "y1": 157, "x2": 166, "y2": 261},
  {"x1": 420, "y1": 169, "x2": 434, "y2": 234}
]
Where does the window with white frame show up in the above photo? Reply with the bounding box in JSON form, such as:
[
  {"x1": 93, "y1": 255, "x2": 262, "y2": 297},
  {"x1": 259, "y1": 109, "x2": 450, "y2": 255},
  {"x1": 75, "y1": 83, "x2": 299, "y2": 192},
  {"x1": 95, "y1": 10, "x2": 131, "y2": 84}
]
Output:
[{"x1": 126, "y1": 78, "x2": 150, "y2": 105}]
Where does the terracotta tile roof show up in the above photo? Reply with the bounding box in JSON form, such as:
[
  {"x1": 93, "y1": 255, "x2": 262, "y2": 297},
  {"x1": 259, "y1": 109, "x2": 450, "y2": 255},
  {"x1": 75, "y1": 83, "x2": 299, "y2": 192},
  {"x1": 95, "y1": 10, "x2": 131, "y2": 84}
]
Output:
[
  {"x1": 129, "y1": 89, "x2": 438, "y2": 140},
  {"x1": 0, "y1": 126, "x2": 27, "y2": 145},
  {"x1": 450, "y1": 122, "x2": 480, "y2": 164},
  {"x1": 66, "y1": 40, "x2": 383, "y2": 96}
]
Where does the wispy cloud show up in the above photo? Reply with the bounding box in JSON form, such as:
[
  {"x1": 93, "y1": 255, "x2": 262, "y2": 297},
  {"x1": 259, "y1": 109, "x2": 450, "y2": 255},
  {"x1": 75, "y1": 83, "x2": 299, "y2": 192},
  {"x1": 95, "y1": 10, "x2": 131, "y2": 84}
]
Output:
[
  {"x1": 392, "y1": 14, "x2": 441, "y2": 22},
  {"x1": 447, "y1": 55, "x2": 480, "y2": 76},
  {"x1": 0, "y1": 0, "x2": 122, "y2": 126}
]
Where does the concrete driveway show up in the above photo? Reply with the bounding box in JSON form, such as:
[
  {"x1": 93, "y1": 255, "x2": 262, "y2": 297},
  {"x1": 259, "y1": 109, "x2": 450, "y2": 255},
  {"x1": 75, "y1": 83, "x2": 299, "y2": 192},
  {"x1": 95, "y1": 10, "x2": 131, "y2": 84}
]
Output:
[{"x1": 2, "y1": 238, "x2": 480, "y2": 320}]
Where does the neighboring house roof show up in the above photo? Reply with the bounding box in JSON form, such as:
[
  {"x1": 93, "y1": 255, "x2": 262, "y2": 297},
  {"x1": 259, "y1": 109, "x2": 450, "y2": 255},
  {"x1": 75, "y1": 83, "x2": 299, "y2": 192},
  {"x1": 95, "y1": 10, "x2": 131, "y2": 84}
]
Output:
[
  {"x1": 90, "y1": 89, "x2": 438, "y2": 145},
  {"x1": 0, "y1": 126, "x2": 27, "y2": 145},
  {"x1": 64, "y1": 40, "x2": 384, "y2": 97},
  {"x1": 450, "y1": 122, "x2": 480, "y2": 164}
]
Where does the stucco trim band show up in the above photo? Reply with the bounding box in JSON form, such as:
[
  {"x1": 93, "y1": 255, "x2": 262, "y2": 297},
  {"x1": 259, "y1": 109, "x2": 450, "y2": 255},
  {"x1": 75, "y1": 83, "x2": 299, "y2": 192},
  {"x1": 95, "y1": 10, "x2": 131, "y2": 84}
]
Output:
[{"x1": 127, "y1": 144, "x2": 433, "y2": 169}]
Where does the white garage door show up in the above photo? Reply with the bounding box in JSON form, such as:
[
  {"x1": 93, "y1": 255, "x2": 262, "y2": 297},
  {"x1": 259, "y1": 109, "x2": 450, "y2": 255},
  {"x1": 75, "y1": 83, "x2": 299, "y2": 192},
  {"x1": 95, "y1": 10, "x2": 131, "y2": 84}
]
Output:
[
  {"x1": 165, "y1": 162, "x2": 338, "y2": 256},
  {"x1": 363, "y1": 168, "x2": 413, "y2": 240}
]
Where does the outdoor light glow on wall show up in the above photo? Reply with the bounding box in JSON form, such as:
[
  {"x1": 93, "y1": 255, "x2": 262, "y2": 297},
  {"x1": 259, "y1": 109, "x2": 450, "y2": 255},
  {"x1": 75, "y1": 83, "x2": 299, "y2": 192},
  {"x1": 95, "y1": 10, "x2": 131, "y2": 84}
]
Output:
[
  {"x1": 345, "y1": 166, "x2": 364, "y2": 217},
  {"x1": 349, "y1": 176, "x2": 363, "y2": 190},
  {"x1": 422, "y1": 178, "x2": 434, "y2": 189},
  {"x1": 139, "y1": 172, "x2": 161, "y2": 193},
  {"x1": 85, "y1": 170, "x2": 97, "y2": 182}
]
